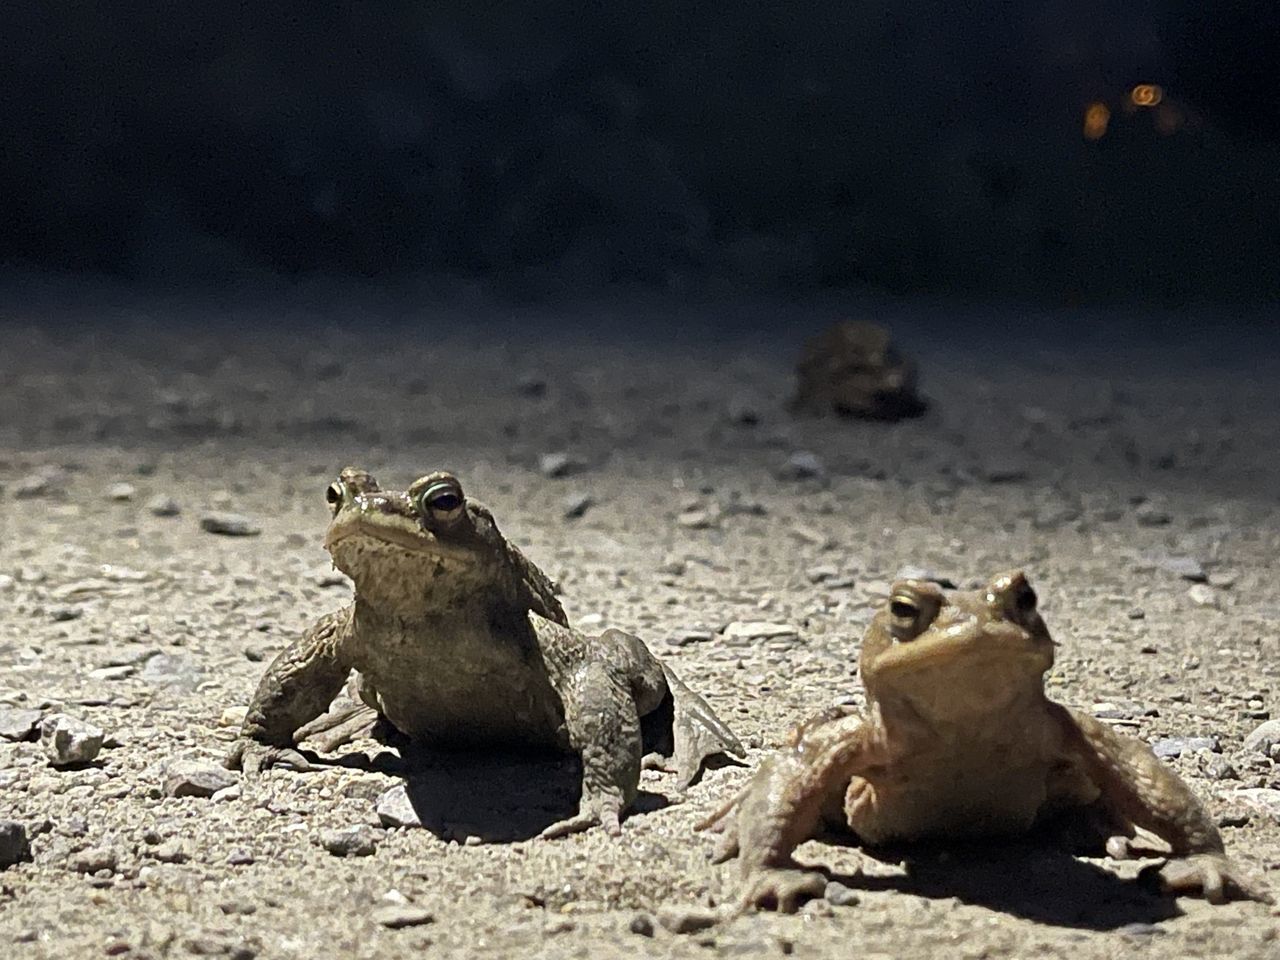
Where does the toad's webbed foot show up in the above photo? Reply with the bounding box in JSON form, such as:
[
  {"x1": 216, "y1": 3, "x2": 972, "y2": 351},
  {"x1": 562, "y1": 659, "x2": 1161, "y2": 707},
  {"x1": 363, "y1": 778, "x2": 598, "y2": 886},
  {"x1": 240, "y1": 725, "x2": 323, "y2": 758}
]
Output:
[
  {"x1": 738, "y1": 866, "x2": 828, "y2": 914},
  {"x1": 294, "y1": 699, "x2": 380, "y2": 753},
  {"x1": 539, "y1": 786, "x2": 626, "y2": 839},
  {"x1": 662, "y1": 664, "x2": 746, "y2": 788},
  {"x1": 1143, "y1": 853, "x2": 1274, "y2": 905},
  {"x1": 224, "y1": 739, "x2": 315, "y2": 776}
]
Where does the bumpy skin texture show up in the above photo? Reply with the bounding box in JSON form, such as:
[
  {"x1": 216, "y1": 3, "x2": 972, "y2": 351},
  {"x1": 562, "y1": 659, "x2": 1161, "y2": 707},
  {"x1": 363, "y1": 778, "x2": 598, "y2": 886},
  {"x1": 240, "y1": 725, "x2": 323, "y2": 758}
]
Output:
[
  {"x1": 227, "y1": 467, "x2": 743, "y2": 837},
  {"x1": 702, "y1": 571, "x2": 1272, "y2": 910}
]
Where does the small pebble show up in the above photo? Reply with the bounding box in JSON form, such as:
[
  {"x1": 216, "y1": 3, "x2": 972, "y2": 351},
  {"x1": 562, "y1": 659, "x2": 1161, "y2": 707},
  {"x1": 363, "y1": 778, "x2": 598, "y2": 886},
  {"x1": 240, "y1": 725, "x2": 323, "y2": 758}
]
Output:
[
  {"x1": 1118, "y1": 922, "x2": 1163, "y2": 938},
  {"x1": 806, "y1": 565, "x2": 840, "y2": 584},
  {"x1": 725, "y1": 396, "x2": 761, "y2": 426},
  {"x1": 1201, "y1": 754, "x2": 1238, "y2": 781},
  {"x1": 1155, "y1": 555, "x2": 1206, "y2": 582},
  {"x1": 49, "y1": 606, "x2": 83, "y2": 622},
  {"x1": 0, "y1": 708, "x2": 43, "y2": 742},
  {"x1": 515, "y1": 374, "x2": 547, "y2": 397},
  {"x1": 88, "y1": 665, "x2": 136, "y2": 682},
  {"x1": 146, "y1": 495, "x2": 181, "y2": 517},
  {"x1": 667, "y1": 627, "x2": 715, "y2": 647},
  {"x1": 373, "y1": 904, "x2": 435, "y2": 929},
  {"x1": 107, "y1": 482, "x2": 136, "y2": 501},
  {"x1": 1092, "y1": 701, "x2": 1157, "y2": 721},
  {"x1": 777, "y1": 451, "x2": 825, "y2": 481},
  {"x1": 1134, "y1": 502, "x2": 1171, "y2": 527},
  {"x1": 376, "y1": 785, "x2": 423, "y2": 829},
  {"x1": 1187, "y1": 584, "x2": 1219, "y2": 608},
  {"x1": 1230, "y1": 788, "x2": 1280, "y2": 822},
  {"x1": 824, "y1": 880, "x2": 861, "y2": 907},
  {"x1": 980, "y1": 459, "x2": 1029, "y2": 484},
  {"x1": 628, "y1": 913, "x2": 655, "y2": 937},
  {"x1": 538, "y1": 453, "x2": 579, "y2": 479},
  {"x1": 657, "y1": 906, "x2": 718, "y2": 934},
  {"x1": 1243, "y1": 719, "x2": 1280, "y2": 756},
  {"x1": 677, "y1": 509, "x2": 718, "y2": 530},
  {"x1": 68, "y1": 847, "x2": 118, "y2": 874},
  {"x1": 41, "y1": 714, "x2": 105, "y2": 767},
  {"x1": 1151, "y1": 736, "x2": 1219, "y2": 759},
  {"x1": 200, "y1": 513, "x2": 261, "y2": 536},
  {"x1": 319, "y1": 825, "x2": 380, "y2": 858},
  {"x1": 163, "y1": 760, "x2": 238, "y2": 799},
  {"x1": 153, "y1": 840, "x2": 191, "y2": 864},
  {"x1": 722, "y1": 621, "x2": 799, "y2": 641},
  {"x1": 13, "y1": 469, "x2": 63, "y2": 498},
  {"x1": 562, "y1": 493, "x2": 594, "y2": 519},
  {"x1": 1207, "y1": 570, "x2": 1237, "y2": 589},
  {"x1": 0, "y1": 821, "x2": 32, "y2": 869}
]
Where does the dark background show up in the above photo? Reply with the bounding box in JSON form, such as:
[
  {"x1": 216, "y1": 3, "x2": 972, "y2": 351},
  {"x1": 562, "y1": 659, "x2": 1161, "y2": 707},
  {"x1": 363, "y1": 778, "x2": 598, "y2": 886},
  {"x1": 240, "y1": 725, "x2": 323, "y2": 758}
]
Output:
[{"x1": 3, "y1": 2, "x2": 1278, "y2": 305}]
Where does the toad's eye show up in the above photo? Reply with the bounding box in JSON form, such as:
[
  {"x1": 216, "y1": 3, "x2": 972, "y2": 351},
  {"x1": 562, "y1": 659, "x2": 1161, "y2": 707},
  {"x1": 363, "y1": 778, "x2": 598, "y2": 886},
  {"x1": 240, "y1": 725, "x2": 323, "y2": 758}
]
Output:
[
  {"x1": 325, "y1": 482, "x2": 345, "y2": 513},
  {"x1": 1015, "y1": 582, "x2": 1038, "y2": 614},
  {"x1": 889, "y1": 598, "x2": 918, "y2": 620},
  {"x1": 418, "y1": 480, "x2": 465, "y2": 521}
]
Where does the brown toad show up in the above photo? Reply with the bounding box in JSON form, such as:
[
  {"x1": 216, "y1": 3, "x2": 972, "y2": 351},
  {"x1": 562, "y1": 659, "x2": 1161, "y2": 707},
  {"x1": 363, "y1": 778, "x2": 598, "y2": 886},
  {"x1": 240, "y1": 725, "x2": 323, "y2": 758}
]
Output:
[
  {"x1": 791, "y1": 320, "x2": 926, "y2": 420},
  {"x1": 227, "y1": 467, "x2": 743, "y2": 837},
  {"x1": 702, "y1": 571, "x2": 1271, "y2": 910}
]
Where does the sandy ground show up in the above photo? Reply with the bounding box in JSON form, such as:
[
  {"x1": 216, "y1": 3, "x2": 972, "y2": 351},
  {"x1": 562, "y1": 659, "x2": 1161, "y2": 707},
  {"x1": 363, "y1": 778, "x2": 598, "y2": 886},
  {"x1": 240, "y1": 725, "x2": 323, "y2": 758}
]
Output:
[{"x1": 1, "y1": 288, "x2": 1278, "y2": 959}]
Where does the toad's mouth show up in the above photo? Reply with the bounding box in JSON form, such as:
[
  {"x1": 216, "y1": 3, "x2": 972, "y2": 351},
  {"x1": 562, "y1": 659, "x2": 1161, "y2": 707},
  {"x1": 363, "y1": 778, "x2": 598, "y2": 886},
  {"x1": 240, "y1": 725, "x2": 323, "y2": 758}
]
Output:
[
  {"x1": 324, "y1": 515, "x2": 477, "y2": 565},
  {"x1": 875, "y1": 620, "x2": 1050, "y2": 676}
]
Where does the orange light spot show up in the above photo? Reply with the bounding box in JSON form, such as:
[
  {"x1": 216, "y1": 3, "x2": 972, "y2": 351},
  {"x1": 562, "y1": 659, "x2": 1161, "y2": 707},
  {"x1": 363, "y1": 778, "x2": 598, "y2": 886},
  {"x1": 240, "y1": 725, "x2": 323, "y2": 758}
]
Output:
[
  {"x1": 1083, "y1": 102, "x2": 1110, "y2": 140},
  {"x1": 1130, "y1": 84, "x2": 1163, "y2": 107}
]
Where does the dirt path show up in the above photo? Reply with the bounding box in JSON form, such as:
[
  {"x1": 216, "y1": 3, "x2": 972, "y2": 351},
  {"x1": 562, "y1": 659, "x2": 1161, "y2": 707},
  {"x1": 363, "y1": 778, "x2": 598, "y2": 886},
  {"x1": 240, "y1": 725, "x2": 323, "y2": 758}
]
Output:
[{"x1": 2, "y1": 296, "x2": 1277, "y2": 958}]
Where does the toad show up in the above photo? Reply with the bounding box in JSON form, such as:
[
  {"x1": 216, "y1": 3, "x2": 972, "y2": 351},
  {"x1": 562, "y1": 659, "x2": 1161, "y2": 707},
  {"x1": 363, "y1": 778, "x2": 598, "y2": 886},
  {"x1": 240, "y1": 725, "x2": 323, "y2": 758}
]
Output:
[
  {"x1": 227, "y1": 467, "x2": 743, "y2": 837},
  {"x1": 791, "y1": 320, "x2": 926, "y2": 420},
  {"x1": 701, "y1": 571, "x2": 1271, "y2": 909}
]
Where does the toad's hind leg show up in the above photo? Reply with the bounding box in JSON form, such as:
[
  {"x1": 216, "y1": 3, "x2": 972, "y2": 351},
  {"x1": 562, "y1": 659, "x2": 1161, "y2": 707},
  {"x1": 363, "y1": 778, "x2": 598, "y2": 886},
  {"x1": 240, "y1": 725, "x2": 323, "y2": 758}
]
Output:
[
  {"x1": 660, "y1": 663, "x2": 745, "y2": 787},
  {"x1": 539, "y1": 657, "x2": 642, "y2": 838},
  {"x1": 599, "y1": 627, "x2": 744, "y2": 787},
  {"x1": 295, "y1": 700, "x2": 379, "y2": 753},
  {"x1": 226, "y1": 607, "x2": 355, "y2": 774},
  {"x1": 294, "y1": 674, "x2": 383, "y2": 752}
]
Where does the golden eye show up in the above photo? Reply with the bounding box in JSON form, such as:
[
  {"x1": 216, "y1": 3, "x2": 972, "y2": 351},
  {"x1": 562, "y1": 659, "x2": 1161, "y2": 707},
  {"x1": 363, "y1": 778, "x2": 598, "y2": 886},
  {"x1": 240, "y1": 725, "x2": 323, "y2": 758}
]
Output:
[
  {"x1": 889, "y1": 597, "x2": 919, "y2": 620},
  {"x1": 417, "y1": 479, "x2": 465, "y2": 521},
  {"x1": 325, "y1": 482, "x2": 345, "y2": 513}
]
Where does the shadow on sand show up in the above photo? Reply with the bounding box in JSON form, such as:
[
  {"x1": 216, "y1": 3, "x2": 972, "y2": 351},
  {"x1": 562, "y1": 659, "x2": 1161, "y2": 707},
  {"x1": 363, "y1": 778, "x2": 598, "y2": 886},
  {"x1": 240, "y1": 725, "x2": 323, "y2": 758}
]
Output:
[
  {"x1": 818, "y1": 837, "x2": 1182, "y2": 930},
  {"x1": 315, "y1": 745, "x2": 670, "y2": 842}
]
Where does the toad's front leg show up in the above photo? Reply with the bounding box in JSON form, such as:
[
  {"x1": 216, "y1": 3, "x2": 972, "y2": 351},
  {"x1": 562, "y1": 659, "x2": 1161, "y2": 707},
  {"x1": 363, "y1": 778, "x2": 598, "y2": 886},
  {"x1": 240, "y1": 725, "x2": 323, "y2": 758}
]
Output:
[
  {"x1": 226, "y1": 607, "x2": 355, "y2": 775},
  {"x1": 1055, "y1": 705, "x2": 1273, "y2": 904},
  {"x1": 700, "y1": 712, "x2": 879, "y2": 912}
]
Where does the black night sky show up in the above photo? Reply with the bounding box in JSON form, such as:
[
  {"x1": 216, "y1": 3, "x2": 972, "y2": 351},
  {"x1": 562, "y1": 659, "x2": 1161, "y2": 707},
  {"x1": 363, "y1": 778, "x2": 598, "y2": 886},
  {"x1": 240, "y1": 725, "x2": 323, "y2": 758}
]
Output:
[{"x1": 3, "y1": 2, "x2": 1278, "y2": 305}]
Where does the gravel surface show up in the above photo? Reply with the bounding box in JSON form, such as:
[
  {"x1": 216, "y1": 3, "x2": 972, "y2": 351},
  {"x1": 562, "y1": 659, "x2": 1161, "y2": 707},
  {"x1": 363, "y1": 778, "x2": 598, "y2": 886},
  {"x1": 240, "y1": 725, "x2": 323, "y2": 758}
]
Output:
[{"x1": 1, "y1": 296, "x2": 1278, "y2": 959}]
